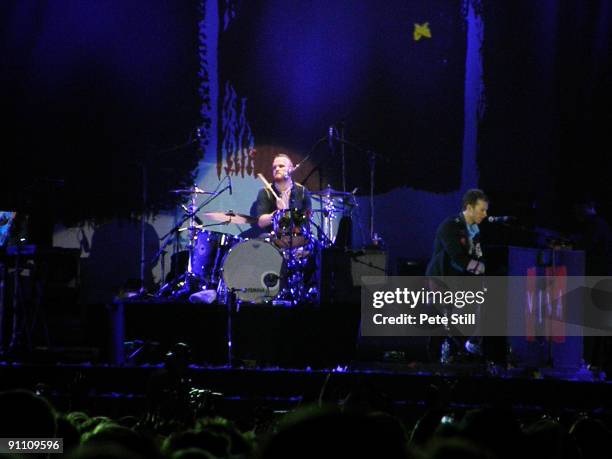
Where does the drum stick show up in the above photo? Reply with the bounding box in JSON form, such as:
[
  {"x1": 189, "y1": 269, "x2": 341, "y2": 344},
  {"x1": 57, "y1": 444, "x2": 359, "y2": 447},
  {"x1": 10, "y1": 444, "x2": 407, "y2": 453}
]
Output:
[{"x1": 257, "y1": 173, "x2": 281, "y2": 201}]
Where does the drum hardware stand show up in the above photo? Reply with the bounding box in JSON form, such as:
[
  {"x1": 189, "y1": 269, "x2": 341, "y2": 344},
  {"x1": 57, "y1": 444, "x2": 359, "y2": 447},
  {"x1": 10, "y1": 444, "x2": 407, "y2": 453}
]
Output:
[
  {"x1": 225, "y1": 287, "x2": 249, "y2": 367},
  {"x1": 9, "y1": 242, "x2": 25, "y2": 350},
  {"x1": 227, "y1": 288, "x2": 235, "y2": 366},
  {"x1": 312, "y1": 194, "x2": 338, "y2": 248},
  {"x1": 153, "y1": 179, "x2": 232, "y2": 297},
  {"x1": 338, "y1": 122, "x2": 347, "y2": 192},
  {"x1": 182, "y1": 186, "x2": 207, "y2": 296},
  {"x1": 310, "y1": 209, "x2": 336, "y2": 249},
  {"x1": 0, "y1": 262, "x2": 5, "y2": 352},
  {"x1": 155, "y1": 222, "x2": 230, "y2": 298},
  {"x1": 132, "y1": 127, "x2": 206, "y2": 297},
  {"x1": 3, "y1": 249, "x2": 21, "y2": 352},
  {"x1": 154, "y1": 188, "x2": 203, "y2": 297},
  {"x1": 6, "y1": 242, "x2": 49, "y2": 352},
  {"x1": 139, "y1": 164, "x2": 148, "y2": 297},
  {"x1": 326, "y1": 131, "x2": 387, "y2": 245},
  {"x1": 368, "y1": 151, "x2": 376, "y2": 242}
]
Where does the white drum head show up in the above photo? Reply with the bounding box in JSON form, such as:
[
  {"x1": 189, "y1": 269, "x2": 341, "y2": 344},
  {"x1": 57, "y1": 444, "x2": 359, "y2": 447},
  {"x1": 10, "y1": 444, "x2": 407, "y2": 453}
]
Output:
[{"x1": 221, "y1": 239, "x2": 284, "y2": 303}]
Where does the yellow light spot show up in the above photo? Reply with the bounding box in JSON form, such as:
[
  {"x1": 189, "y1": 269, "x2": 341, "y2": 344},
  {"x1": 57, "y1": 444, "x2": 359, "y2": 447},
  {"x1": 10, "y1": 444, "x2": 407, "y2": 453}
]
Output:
[{"x1": 413, "y1": 22, "x2": 432, "y2": 41}]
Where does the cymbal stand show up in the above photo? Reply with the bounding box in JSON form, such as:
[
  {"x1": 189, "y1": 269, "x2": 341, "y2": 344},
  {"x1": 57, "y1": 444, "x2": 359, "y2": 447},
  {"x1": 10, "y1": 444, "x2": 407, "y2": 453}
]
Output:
[
  {"x1": 155, "y1": 222, "x2": 232, "y2": 297},
  {"x1": 173, "y1": 188, "x2": 207, "y2": 296},
  {"x1": 153, "y1": 180, "x2": 231, "y2": 297},
  {"x1": 308, "y1": 214, "x2": 334, "y2": 248},
  {"x1": 156, "y1": 188, "x2": 208, "y2": 297},
  {"x1": 319, "y1": 190, "x2": 337, "y2": 248},
  {"x1": 226, "y1": 288, "x2": 237, "y2": 367},
  {"x1": 156, "y1": 178, "x2": 231, "y2": 251},
  {"x1": 186, "y1": 180, "x2": 231, "y2": 222},
  {"x1": 185, "y1": 189, "x2": 198, "y2": 274}
]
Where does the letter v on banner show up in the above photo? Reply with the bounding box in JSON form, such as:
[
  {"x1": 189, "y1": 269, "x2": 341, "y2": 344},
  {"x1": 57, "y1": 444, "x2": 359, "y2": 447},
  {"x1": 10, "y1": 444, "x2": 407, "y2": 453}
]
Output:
[{"x1": 546, "y1": 265, "x2": 567, "y2": 343}]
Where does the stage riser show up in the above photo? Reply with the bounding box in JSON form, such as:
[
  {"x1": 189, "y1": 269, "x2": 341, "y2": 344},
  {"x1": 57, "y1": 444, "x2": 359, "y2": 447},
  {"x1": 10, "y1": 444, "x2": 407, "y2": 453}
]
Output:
[{"x1": 109, "y1": 301, "x2": 361, "y2": 367}]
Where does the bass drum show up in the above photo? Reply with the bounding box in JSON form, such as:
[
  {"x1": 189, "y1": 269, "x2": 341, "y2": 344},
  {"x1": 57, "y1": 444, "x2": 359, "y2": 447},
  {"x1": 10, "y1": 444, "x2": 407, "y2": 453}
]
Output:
[{"x1": 221, "y1": 239, "x2": 284, "y2": 303}]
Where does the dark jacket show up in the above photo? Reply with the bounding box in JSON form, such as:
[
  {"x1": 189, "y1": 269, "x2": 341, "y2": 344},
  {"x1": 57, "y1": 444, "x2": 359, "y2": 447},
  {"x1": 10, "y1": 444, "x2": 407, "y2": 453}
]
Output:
[{"x1": 426, "y1": 213, "x2": 483, "y2": 276}]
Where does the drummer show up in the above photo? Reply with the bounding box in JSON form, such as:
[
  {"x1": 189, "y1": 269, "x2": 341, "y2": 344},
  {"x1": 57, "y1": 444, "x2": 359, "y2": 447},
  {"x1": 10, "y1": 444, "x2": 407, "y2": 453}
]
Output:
[{"x1": 256, "y1": 154, "x2": 312, "y2": 230}]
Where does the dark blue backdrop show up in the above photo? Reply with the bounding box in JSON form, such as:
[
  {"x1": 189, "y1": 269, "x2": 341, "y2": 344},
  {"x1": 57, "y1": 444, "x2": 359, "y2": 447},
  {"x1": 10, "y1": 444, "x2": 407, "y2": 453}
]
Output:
[
  {"x1": 218, "y1": 0, "x2": 467, "y2": 194},
  {"x1": 0, "y1": 0, "x2": 202, "y2": 228}
]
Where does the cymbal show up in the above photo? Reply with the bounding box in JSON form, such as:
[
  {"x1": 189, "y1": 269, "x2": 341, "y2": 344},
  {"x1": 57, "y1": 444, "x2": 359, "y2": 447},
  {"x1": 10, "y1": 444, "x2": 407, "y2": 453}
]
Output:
[
  {"x1": 203, "y1": 211, "x2": 256, "y2": 225},
  {"x1": 170, "y1": 186, "x2": 215, "y2": 195},
  {"x1": 310, "y1": 187, "x2": 354, "y2": 198},
  {"x1": 311, "y1": 194, "x2": 352, "y2": 202}
]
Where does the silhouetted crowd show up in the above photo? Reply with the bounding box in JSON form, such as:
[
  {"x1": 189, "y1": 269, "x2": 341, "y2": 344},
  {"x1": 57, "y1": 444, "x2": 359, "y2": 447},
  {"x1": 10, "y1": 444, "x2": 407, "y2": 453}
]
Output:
[{"x1": 1, "y1": 386, "x2": 611, "y2": 459}]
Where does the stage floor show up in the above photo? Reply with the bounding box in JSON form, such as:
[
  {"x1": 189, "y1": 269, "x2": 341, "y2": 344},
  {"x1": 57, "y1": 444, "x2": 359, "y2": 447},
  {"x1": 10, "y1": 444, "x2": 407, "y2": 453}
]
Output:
[{"x1": 2, "y1": 297, "x2": 610, "y2": 423}]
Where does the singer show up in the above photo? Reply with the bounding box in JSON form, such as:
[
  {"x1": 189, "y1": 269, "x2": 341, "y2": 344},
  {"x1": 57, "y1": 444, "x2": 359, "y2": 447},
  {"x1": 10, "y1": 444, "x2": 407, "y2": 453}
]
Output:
[
  {"x1": 426, "y1": 189, "x2": 488, "y2": 277},
  {"x1": 256, "y1": 154, "x2": 312, "y2": 229},
  {"x1": 426, "y1": 188, "x2": 489, "y2": 358}
]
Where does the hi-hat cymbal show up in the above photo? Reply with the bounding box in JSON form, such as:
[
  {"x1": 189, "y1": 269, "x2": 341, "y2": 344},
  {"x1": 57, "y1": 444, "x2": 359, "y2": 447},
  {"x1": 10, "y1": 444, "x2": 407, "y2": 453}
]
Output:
[
  {"x1": 203, "y1": 211, "x2": 256, "y2": 225},
  {"x1": 170, "y1": 186, "x2": 215, "y2": 195}
]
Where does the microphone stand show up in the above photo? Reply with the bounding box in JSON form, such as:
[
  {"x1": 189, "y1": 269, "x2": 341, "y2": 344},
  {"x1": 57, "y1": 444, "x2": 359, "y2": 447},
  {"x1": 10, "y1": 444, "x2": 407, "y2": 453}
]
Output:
[
  {"x1": 139, "y1": 164, "x2": 147, "y2": 296},
  {"x1": 328, "y1": 133, "x2": 387, "y2": 244},
  {"x1": 297, "y1": 136, "x2": 327, "y2": 185},
  {"x1": 340, "y1": 123, "x2": 346, "y2": 192}
]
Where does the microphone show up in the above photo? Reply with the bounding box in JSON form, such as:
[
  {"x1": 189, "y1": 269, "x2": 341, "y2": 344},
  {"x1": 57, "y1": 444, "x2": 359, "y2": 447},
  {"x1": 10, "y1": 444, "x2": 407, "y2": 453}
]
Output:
[
  {"x1": 227, "y1": 176, "x2": 233, "y2": 195},
  {"x1": 328, "y1": 125, "x2": 335, "y2": 151},
  {"x1": 487, "y1": 216, "x2": 516, "y2": 223}
]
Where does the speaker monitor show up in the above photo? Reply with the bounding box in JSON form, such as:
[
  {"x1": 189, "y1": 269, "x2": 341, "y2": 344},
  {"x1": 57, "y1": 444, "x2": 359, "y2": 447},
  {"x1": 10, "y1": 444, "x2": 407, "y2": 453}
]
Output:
[{"x1": 350, "y1": 250, "x2": 387, "y2": 284}]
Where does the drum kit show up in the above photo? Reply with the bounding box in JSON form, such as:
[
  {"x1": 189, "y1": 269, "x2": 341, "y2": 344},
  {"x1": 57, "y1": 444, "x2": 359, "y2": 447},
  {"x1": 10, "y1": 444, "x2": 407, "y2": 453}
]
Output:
[{"x1": 155, "y1": 183, "x2": 356, "y2": 306}]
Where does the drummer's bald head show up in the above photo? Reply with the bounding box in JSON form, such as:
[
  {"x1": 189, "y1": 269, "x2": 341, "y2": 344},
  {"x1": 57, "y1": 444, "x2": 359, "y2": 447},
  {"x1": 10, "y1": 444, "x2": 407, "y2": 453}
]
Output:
[{"x1": 273, "y1": 153, "x2": 293, "y2": 167}]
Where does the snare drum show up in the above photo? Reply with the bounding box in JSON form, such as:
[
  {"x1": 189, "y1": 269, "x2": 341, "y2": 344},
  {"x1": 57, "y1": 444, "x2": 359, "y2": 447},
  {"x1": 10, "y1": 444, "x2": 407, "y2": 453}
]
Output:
[
  {"x1": 191, "y1": 230, "x2": 241, "y2": 286},
  {"x1": 272, "y1": 209, "x2": 311, "y2": 249},
  {"x1": 221, "y1": 239, "x2": 284, "y2": 303}
]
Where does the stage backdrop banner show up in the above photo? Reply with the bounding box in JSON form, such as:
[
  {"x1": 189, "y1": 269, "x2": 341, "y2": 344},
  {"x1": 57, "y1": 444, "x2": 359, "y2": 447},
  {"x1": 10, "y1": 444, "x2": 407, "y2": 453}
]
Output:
[{"x1": 215, "y1": 0, "x2": 467, "y2": 196}]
